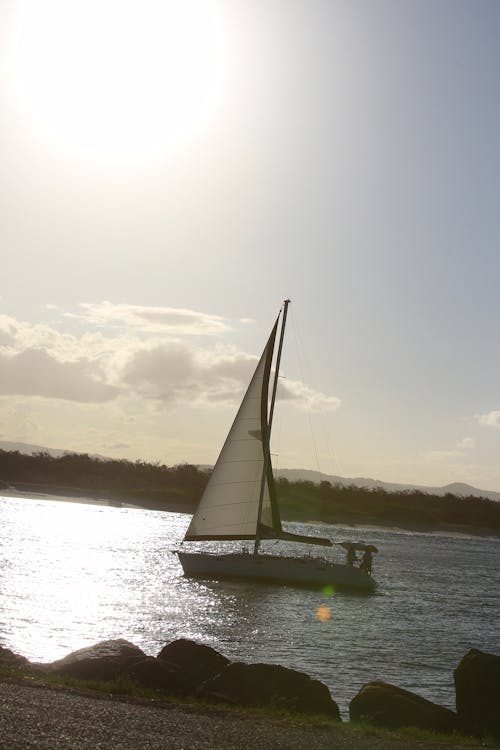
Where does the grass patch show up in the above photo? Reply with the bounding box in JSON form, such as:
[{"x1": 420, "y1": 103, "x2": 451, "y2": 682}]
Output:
[
  {"x1": 350, "y1": 719, "x2": 492, "y2": 747},
  {"x1": 44, "y1": 673, "x2": 162, "y2": 701},
  {"x1": 0, "y1": 664, "x2": 162, "y2": 702}
]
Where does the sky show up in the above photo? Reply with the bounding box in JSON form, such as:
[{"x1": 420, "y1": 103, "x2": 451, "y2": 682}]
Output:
[{"x1": 1, "y1": 0, "x2": 500, "y2": 491}]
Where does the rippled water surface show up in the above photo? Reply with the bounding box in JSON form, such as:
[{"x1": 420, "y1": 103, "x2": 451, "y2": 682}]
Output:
[{"x1": 1, "y1": 494, "x2": 499, "y2": 717}]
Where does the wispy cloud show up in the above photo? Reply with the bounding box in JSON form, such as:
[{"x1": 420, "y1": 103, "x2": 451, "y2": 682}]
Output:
[
  {"x1": 456, "y1": 437, "x2": 475, "y2": 450},
  {"x1": 477, "y1": 410, "x2": 500, "y2": 427},
  {"x1": 64, "y1": 301, "x2": 231, "y2": 336},
  {"x1": 426, "y1": 436, "x2": 475, "y2": 461}
]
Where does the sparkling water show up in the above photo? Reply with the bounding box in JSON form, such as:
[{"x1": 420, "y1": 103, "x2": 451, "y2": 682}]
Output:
[{"x1": 1, "y1": 494, "x2": 498, "y2": 717}]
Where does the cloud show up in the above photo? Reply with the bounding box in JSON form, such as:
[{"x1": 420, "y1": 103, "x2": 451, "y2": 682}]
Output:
[
  {"x1": 64, "y1": 301, "x2": 231, "y2": 336},
  {"x1": 477, "y1": 410, "x2": 500, "y2": 427},
  {"x1": 119, "y1": 342, "x2": 342, "y2": 412},
  {"x1": 0, "y1": 315, "x2": 17, "y2": 346},
  {"x1": 0, "y1": 310, "x2": 341, "y2": 412},
  {"x1": 0, "y1": 313, "x2": 86, "y2": 360},
  {"x1": 0, "y1": 329, "x2": 15, "y2": 347},
  {"x1": 278, "y1": 378, "x2": 341, "y2": 412},
  {"x1": 120, "y1": 342, "x2": 258, "y2": 406},
  {"x1": 0, "y1": 349, "x2": 119, "y2": 402}
]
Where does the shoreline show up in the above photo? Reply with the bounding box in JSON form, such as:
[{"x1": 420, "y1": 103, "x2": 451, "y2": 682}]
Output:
[
  {"x1": 1, "y1": 484, "x2": 499, "y2": 539},
  {"x1": 0, "y1": 674, "x2": 484, "y2": 750},
  {"x1": 1, "y1": 639, "x2": 496, "y2": 750}
]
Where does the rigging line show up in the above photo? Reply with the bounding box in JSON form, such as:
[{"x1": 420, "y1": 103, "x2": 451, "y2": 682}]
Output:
[
  {"x1": 288, "y1": 305, "x2": 324, "y2": 481},
  {"x1": 268, "y1": 305, "x2": 287, "y2": 475},
  {"x1": 272, "y1": 361, "x2": 285, "y2": 476},
  {"x1": 271, "y1": 331, "x2": 296, "y2": 477}
]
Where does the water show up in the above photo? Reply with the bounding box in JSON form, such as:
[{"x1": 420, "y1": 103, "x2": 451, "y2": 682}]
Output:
[{"x1": 1, "y1": 493, "x2": 499, "y2": 718}]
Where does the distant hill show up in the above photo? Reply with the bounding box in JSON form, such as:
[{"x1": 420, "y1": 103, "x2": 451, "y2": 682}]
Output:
[
  {"x1": 0, "y1": 441, "x2": 71, "y2": 457},
  {"x1": 0, "y1": 441, "x2": 108, "y2": 461},
  {"x1": 275, "y1": 469, "x2": 500, "y2": 503},
  {"x1": 2, "y1": 440, "x2": 499, "y2": 503}
]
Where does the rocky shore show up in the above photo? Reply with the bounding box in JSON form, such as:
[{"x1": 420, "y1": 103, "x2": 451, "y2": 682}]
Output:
[{"x1": 1, "y1": 638, "x2": 499, "y2": 748}]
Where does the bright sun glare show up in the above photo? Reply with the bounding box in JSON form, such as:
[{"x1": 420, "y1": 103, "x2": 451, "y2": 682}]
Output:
[{"x1": 7, "y1": 0, "x2": 226, "y2": 164}]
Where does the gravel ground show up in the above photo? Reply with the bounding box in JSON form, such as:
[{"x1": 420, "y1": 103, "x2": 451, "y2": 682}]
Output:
[{"x1": 0, "y1": 679, "x2": 494, "y2": 750}]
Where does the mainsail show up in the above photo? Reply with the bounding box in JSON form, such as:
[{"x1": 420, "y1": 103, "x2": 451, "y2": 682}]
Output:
[{"x1": 183, "y1": 305, "x2": 331, "y2": 548}]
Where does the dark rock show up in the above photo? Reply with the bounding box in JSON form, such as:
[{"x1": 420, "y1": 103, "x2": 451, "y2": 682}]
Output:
[
  {"x1": 454, "y1": 648, "x2": 500, "y2": 739},
  {"x1": 198, "y1": 661, "x2": 341, "y2": 719},
  {"x1": 126, "y1": 657, "x2": 190, "y2": 694},
  {"x1": 349, "y1": 681, "x2": 458, "y2": 732},
  {"x1": 0, "y1": 645, "x2": 29, "y2": 669},
  {"x1": 47, "y1": 638, "x2": 146, "y2": 681},
  {"x1": 157, "y1": 639, "x2": 229, "y2": 691}
]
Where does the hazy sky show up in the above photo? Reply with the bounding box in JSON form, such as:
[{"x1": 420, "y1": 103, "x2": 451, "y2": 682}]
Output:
[{"x1": 1, "y1": 0, "x2": 500, "y2": 490}]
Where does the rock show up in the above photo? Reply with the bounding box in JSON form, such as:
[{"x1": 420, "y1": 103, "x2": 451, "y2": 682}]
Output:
[
  {"x1": 454, "y1": 648, "x2": 500, "y2": 739},
  {"x1": 0, "y1": 645, "x2": 29, "y2": 669},
  {"x1": 47, "y1": 638, "x2": 147, "y2": 681},
  {"x1": 198, "y1": 661, "x2": 341, "y2": 719},
  {"x1": 126, "y1": 657, "x2": 190, "y2": 694},
  {"x1": 349, "y1": 681, "x2": 458, "y2": 732},
  {"x1": 157, "y1": 639, "x2": 229, "y2": 691}
]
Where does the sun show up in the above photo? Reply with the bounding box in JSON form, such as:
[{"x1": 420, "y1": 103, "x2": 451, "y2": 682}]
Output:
[{"x1": 7, "y1": 0, "x2": 226, "y2": 165}]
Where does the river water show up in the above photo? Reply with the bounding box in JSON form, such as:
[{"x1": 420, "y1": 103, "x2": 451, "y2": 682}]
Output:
[{"x1": 0, "y1": 493, "x2": 499, "y2": 718}]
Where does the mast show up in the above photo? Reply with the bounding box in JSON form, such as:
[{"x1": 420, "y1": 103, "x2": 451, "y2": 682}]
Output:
[
  {"x1": 268, "y1": 298, "x2": 290, "y2": 433},
  {"x1": 253, "y1": 299, "x2": 290, "y2": 554}
]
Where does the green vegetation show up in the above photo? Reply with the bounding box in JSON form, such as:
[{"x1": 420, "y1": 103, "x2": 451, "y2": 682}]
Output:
[
  {"x1": 350, "y1": 719, "x2": 492, "y2": 747},
  {"x1": 0, "y1": 449, "x2": 206, "y2": 511},
  {"x1": 278, "y1": 478, "x2": 500, "y2": 534},
  {"x1": 1, "y1": 449, "x2": 500, "y2": 535}
]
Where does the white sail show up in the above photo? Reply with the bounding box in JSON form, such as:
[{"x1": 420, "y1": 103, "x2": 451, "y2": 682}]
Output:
[{"x1": 184, "y1": 320, "x2": 279, "y2": 541}]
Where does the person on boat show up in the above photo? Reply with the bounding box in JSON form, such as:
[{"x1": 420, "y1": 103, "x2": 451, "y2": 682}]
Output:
[
  {"x1": 359, "y1": 549, "x2": 373, "y2": 575},
  {"x1": 346, "y1": 546, "x2": 356, "y2": 566}
]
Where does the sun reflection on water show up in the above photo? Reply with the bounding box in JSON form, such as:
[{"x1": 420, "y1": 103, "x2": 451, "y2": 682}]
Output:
[{"x1": 0, "y1": 496, "x2": 177, "y2": 661}]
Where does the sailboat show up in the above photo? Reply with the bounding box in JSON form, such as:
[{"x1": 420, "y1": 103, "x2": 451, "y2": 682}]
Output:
[{"x1": 176, "y1": 300, "x2": 376, "y2": 592}]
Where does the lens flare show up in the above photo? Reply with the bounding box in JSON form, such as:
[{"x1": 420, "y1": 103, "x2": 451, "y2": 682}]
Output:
[
  {"x1": 315, "y1": 604, "x2": 331, "y2": 622},
  {"x1": 322, "y1": 585, "x2": 335, "y2": 596}
]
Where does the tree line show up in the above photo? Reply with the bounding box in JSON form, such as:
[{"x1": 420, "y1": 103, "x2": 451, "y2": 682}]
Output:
[
  {"x1": 277, "y1": 477, "x2": 500, "y2": 533},
  {"x1": 1, "y1": 449, "x2": 499, "y2": 534},
  {"x1": 0, "y1": 450, "x2": 207, "y2": 510}
]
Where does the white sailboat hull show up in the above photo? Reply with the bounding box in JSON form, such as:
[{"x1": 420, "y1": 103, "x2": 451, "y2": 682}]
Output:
[{"x1": 176, "y1": 551, "x2": 376, "y2": 592}]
